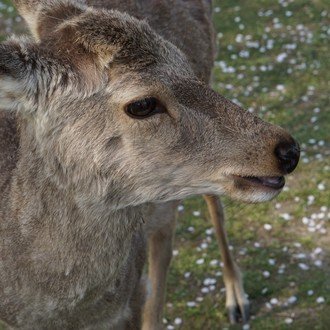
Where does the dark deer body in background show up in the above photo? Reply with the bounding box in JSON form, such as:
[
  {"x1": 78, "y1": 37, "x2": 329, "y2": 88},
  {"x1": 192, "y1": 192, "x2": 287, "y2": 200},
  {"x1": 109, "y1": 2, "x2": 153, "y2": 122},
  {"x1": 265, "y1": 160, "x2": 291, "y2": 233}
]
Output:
[{"x1": 0, "y1": 0, "x2": 299, "y2": 329}]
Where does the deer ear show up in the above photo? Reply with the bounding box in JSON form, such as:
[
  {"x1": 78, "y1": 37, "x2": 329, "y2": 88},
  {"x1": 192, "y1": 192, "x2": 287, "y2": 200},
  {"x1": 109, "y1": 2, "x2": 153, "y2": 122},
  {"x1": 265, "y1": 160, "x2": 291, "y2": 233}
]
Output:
[
  {"x1": 13, "y1": 0, "x2": 86, "y2": 41},
  {"x1": 58, "y1": 9, "x2": 161, "y2": 69},
  {"x1": 0, "y1": 38, "x2": 40, "y2": 112},
  {"x1": 14, "y1": 1, "x2": 161, "y2": 69}
]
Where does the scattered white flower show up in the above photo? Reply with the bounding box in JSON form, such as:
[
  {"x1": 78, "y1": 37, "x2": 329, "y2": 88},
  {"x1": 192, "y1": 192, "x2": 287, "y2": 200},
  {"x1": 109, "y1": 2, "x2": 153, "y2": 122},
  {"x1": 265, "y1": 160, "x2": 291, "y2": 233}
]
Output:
[
  {"x1": 302, "y1": 217, "x2": 309, "y2": 225},
  {"x1": 172, "y1": 250, "x2": 179, "y2": 257},
  {"x1": 187, "y1": 226, "x2": 195, "y2": 233},
  {"x1": 263, "y1": 271, "x2": 270, "y2": 278},
  {"x1": 201, "y1": 287, "x2": 210, "y2": 294},
  {"x1": 285, "y1": 317, "x2": 293, "y2": 324},
  {"x1": 294, "y1": 253, "x2": 306, "y2": 259},
  {"x1": 196, "y1": 258, "x2": 204, "y2": 265},
  {"x1": 247, "y1": 41, "x2": 259, "y2": 48},
  {"x1": 280, "y1": 213, "x2": 292, "y2": 221},
  {"x1": 316, "y1": 296, "x2": 325, "y2": 304},
  {"x1": 177, "y1": 205, "x2": 184, "y2": 212},
  {"x1": 267, "y1": 39, "x2": 275, "y2": 49},
  {"x1": 200, "y1": 242, "x2": 208, "y2": 249},
  {"x1": 268, "y1": 258, "x2": 276, "y2": 265},
  {"x1": 174, "y1": 318, "x2": 182, "y2": 325},
  {"x1": 264, "y1": 224, "x2": 272, "y2": 231},
  {"x1": 276, "y1": 52, "x2": 287, "y2": 62},
  {"x1": 192, "y1": 211, "x2": 201, "y2": 217},
  {"x1": 307, "y1": 290, "x2": 314, "y2": 296},
  {"x1": 186, "y1": 301, "x2": 197, "y2": 307},
  {"x1": 239, "y1": 248, "x2": 247, "y2": 255},
  {"x1": 275, "y1": 203, "x2": 282, "y2": 209},
  {"x1": 235, "y1": 34, "x2": 243, "y2": 43},
  {"x1": 239, "y1": 50, "x2": 250, "y2": 58},
  {"x1": 270, "y1": 298, "x2": 279, "y2": 305},
  {"x1": 298, "y1": 263, "x2": 309, "y2": 270},
  {"x1": 205, "y1": 228, "x2": 213, "y2": 235},
  {"x1": 243, "y1": 324, "x2": 250, "y2": 330},
  {"x1": 287, "y1": 296, "x2": 297, "y2": 304},
  {"x1": 265, "y1": 302, "x2": 272, "y2": 309},
  {"x1": 203, "y1": 278, "x2": 217, "y2": 286},
  {"x1": 209, "y1": 285, "x2": 216, "y2": 291},
  {"x1": 310, "y1": 116, "x2": 318, "y2": 123},
  {"x1": 314, "y1": 247, "x2": 323, "y2": 255}
]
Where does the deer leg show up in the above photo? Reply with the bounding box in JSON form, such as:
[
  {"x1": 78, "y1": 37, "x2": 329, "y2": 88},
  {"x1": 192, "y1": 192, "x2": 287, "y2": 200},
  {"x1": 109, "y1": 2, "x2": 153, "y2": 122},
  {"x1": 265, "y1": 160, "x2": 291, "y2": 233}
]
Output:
[
  {"x1": 203, "y1": 195, "x2": 249, "y2": 324},
  {"x1": 142, "y1": 202, "x2": 177, "y2": 330}
]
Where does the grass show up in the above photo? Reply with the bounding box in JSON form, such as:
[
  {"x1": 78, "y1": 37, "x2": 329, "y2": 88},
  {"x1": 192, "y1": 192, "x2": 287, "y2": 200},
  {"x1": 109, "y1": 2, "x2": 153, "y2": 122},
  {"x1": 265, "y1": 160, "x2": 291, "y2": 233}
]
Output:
[
  {"x1": 163, "y1": 1, "x2": 330, "y2": 329},
  {"x1": 0, "y1": 0, "x2": 329, "y2": 329}
]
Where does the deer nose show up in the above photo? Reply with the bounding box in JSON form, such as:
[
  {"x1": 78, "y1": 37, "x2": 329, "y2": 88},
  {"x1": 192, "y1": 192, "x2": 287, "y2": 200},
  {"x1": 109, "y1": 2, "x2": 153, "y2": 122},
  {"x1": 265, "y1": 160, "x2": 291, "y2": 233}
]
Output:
[{"x1": 275, "y1": 139, "x2": 300, "y2": 174}]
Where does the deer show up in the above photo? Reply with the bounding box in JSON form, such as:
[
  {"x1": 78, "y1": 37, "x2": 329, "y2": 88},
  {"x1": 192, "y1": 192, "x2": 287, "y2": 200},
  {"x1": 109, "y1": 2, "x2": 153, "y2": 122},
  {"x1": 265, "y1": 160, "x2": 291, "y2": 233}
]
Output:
[{"x1": 0, "y1": 0, "x2": 300, "y2": 329}]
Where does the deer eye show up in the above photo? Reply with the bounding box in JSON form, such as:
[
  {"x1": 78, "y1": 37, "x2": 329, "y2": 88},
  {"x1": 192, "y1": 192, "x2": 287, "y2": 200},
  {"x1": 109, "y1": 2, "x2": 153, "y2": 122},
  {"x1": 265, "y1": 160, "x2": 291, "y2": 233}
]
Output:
[{"x1": 125, "y1": 97, "x2": 166, "y2": 119}]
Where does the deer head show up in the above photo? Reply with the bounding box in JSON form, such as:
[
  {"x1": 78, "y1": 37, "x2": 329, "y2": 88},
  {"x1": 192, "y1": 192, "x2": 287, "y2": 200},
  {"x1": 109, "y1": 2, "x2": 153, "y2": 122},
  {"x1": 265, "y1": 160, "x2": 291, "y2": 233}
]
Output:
[{"x1": 1, "y1": 1, "x2": 299, "y2": 209}]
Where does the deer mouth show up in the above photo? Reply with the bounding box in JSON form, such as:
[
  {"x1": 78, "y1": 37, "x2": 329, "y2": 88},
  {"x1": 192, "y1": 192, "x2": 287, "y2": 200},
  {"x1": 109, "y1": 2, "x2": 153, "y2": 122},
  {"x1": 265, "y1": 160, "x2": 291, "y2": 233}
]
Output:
[{"x1": 233, "y1": 175, "x2": 285, "y2": 190}]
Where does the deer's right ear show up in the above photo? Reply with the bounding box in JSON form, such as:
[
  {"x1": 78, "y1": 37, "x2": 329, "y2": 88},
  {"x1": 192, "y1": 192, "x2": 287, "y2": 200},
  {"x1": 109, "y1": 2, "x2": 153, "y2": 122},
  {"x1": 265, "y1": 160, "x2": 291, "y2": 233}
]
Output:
[{"x1": 0, "y1": 38, "x2": 41, "y2": 113}]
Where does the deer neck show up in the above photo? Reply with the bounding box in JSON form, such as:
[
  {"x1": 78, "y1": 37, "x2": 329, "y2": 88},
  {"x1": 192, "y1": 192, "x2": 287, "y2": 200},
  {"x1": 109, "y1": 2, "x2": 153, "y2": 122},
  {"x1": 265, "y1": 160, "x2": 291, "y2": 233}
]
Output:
[{"x1": 7, "y1": 120, "x2": 145, "y2": 271}]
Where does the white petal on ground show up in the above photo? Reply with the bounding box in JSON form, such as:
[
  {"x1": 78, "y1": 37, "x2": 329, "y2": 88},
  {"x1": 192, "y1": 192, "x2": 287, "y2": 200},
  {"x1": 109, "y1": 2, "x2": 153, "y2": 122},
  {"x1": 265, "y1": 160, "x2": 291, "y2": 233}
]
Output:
[
  {"x1": 186, "y1": 301, "x2": 197, "y2": 307},
  {"x1": 264, "y1": 224, "x2": 272, "y2": 231},
  {"x1": 316, "y1": 297, "x2": 325, "y2": 304},
  {"x1": 287, "y1": 296, "x2": 298, "y2": 304},
  {"x1": 263, "y1": 271, "x2": 271, "y2": 278}
]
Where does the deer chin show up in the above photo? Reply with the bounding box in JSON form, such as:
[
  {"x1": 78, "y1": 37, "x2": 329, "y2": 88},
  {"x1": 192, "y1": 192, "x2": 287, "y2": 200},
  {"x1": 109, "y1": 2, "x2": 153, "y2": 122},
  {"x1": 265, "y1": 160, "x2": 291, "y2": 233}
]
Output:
[
  {"x1": 224, "y1": 174, "x2": 285, "y2": 203},
  {"x1": 232, "y1": 175, "x2": 285, "y2": 190}
]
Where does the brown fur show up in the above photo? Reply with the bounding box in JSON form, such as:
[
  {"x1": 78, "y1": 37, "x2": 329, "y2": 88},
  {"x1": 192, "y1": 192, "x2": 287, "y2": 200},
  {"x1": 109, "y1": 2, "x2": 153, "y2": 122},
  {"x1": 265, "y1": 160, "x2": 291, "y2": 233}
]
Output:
[{"x1": 0, "y1": 1, "x2": 299, "y2": 328}]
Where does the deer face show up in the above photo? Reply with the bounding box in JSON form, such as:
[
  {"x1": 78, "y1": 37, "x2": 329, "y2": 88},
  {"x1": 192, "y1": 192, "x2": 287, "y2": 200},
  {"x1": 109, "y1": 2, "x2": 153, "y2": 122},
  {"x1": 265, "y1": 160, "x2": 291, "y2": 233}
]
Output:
[{"x1": 0, "y1": 4, "x2": 299, "y2": 208}]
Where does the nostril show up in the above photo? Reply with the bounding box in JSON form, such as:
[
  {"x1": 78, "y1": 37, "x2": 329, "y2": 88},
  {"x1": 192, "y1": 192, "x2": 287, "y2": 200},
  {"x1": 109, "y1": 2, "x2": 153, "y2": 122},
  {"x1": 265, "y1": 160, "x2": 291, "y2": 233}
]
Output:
[{"x1": 275, "y1": 140, "x2": 300, "y2": 174}]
